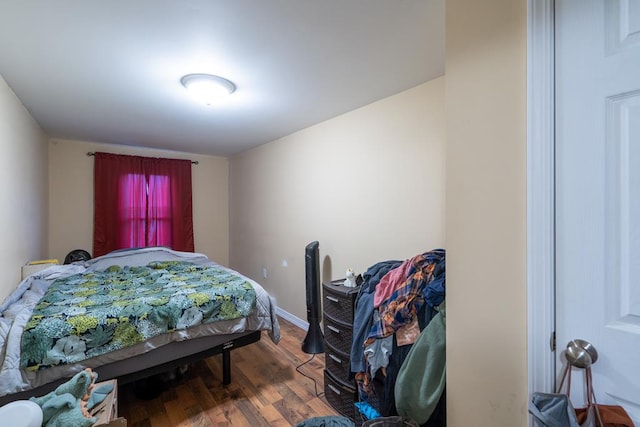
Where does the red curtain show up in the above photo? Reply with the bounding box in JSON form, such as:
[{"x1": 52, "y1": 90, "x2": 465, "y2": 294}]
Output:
[{"x1": 93, "y1": 152, "x2": 194, "y2": 257}]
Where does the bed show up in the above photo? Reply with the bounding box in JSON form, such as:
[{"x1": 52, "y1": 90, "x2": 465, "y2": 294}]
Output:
[{"x1": 0, "y1": 247, "x2": 280, "y2": 403}]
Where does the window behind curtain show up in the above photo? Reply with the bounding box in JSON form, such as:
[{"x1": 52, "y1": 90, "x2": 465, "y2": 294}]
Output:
[
  {"x1": 119, "y1": 173, "x2": 171, "y2": 248},
  {"x1": 93, "y1": 152, "x2": 194, "y2": 257}
]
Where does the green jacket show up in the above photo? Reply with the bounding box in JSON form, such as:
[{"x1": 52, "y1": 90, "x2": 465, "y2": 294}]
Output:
[{"x1": 394, "y1": 303, "x2": 446, "y2": 425}]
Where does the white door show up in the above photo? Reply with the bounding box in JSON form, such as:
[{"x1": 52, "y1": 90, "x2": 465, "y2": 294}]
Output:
[{"x1": 555, "y1": 0, "x2": 640, "y2": 421}]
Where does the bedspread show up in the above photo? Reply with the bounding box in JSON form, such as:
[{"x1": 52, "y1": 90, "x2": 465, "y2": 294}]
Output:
[{"x1": 21, "y1": 261, "x2": 256, "y2": 370}]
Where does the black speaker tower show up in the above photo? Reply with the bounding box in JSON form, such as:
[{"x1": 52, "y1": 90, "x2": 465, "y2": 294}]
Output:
[{"x1": 302, "y1": 241, "x2": 325, "y2": 354}]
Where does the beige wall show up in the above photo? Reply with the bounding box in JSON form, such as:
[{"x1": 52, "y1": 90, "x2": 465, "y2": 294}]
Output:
[
  {"x1": 48, "y1": 139, "x2": 229, "y2": 265},
  {"x1": 445, "y1": 0, "x2": 528, "y2": 425},
  {"x1": 0, "y1": 76, "x2": 49, "y2": 301},
  {"x1": 229, "y1": 78, "x2": 445, "y2": 321}
]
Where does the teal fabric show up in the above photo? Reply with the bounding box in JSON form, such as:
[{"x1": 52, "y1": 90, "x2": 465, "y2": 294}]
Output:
[
  {"x1": 356, "y1": 401, "x2": 381, "y2": 420},
  {"x1": 394, "y1": 303, "x2": 446, "y2": 425},
  {"x1": 21, "y1": 261, "x2": 256, "y2": 369},
  {"x1": 85, "y1": 382, "x2": 114, "y2": 410},
  {"x1": 30, "y1": 370, "x2": 97, "y2": 427}
]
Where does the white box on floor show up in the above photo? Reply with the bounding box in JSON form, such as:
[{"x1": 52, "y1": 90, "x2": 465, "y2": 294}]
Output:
[{"x1": 21, "y1": 262, "x2": 57, "y2": 280}]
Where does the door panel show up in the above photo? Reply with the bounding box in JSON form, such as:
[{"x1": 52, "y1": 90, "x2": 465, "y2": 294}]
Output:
[
  {"x1": 555, "y1": 0, "x2": 640, "y2": 421},
  {"x1": 605, "y1": 0, "x2": 640, "y2": 54}
]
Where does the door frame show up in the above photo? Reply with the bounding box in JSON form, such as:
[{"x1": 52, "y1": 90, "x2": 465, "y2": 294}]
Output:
[{"x1": 527, "y1": 0, "x2": 556, "y2": 396}]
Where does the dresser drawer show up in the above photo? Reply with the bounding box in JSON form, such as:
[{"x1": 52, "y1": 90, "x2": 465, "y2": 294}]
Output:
[
  {"x1": 324, "y1": 370, "x2": 358, "y2": 421},
  {"x1": 322, "y1": 281, "x2": 358, "y2": 324},
  {"x1": 325, "y1": 341, "x2": 351, "y2": 384},
  {"x1": 323, "y1": 315, "x2": 353, "y2": 356}
]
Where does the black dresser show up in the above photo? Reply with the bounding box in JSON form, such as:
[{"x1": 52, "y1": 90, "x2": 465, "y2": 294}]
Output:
[{"x1": 322, "y1": 280, "x2": 360, "y2": 422}]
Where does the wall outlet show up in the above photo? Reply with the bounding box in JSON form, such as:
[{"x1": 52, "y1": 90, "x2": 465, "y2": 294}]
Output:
[{"x1": 262, "y1": 267, "x2": 268, "y2": 278}]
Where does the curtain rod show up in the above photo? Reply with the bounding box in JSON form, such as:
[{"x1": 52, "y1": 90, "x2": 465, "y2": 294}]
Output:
[{"x1": 86, "y1": 152, "x2": 199, "y2": 165}]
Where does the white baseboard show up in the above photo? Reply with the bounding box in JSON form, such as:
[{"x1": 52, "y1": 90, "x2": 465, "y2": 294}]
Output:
[{"x1": 276, "y1": 307, "x2": 308, "y2": 330}]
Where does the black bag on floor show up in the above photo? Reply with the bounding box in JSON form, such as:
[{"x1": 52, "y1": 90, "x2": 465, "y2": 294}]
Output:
[{"x1": 362, "y1": 416, "x2": 420, "y2": 427}]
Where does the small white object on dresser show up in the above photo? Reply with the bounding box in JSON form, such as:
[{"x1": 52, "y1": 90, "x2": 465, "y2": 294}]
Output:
[{"x1": 343, "y1": 268, "x2": 357, "y2": 287}]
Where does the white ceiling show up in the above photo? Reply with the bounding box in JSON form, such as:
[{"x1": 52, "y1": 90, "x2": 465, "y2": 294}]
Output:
[{"x1": 0, "y1": 1, "x2": 444, "y2": 157}]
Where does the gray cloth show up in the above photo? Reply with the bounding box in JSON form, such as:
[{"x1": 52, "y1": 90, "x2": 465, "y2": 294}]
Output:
[
  {"x1": 364, "y1": 333, "x2": 393, "y2": 378},
  {"x1": 295, "y1": 416, "x2": 355, "y2": 427},
  {"x1": 529, "y1": 392, "x2": 583, "y2": 427}
]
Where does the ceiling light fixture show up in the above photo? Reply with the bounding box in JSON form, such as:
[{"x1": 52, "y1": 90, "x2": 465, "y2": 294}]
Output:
[{"x1": 180, "y1": 73, "x2": 236, "y2": 106}]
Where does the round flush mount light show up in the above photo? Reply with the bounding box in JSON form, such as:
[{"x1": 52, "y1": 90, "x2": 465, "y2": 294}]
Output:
[{"x1": 181, "y1": 73, "x2": 236, "y2": 106}]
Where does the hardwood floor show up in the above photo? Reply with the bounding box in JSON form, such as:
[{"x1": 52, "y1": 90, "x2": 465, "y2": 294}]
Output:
[{"x1": 118, "y1": 318, "x2": 340, "y2": 426}]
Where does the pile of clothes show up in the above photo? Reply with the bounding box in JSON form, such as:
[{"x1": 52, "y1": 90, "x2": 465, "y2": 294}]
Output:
[{"x1": 350, "y1": 249, "x2": 446, "y2": 426}]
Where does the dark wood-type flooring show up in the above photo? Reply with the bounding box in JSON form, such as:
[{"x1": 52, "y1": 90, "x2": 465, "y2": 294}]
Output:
[{"x1": 118, "y1": 318, "x2": 339, "y2": 426}]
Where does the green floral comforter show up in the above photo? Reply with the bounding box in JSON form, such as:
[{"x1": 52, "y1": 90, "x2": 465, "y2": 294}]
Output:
[{"x1": 20, "y1": 261, "x2": 256, "y2": 370}]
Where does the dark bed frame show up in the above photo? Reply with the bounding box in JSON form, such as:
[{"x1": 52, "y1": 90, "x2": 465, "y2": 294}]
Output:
[{"x1": 0, "y1": 329, "x2": 261, "y2": 405}]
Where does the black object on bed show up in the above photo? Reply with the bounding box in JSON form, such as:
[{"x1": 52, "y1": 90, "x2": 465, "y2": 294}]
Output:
[{"x1": 63, "y1": 249, "x2": 92, "y2": 264}]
